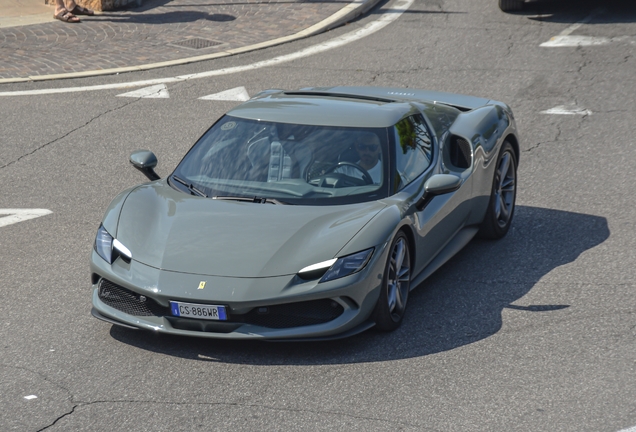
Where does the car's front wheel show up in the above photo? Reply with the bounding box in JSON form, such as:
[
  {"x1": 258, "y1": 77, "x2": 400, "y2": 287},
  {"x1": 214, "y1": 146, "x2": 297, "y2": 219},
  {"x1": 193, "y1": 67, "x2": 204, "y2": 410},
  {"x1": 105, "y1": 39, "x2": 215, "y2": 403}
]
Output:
[
  {"x1": 373, "y1": 232, "x2": 411, "y2": 331},
  {"x1": 478, "y1": 141, "x2": 517, "y2": 239},
  {"x1": 499, "y1": 0, "x2": 524, "y2": 11}
]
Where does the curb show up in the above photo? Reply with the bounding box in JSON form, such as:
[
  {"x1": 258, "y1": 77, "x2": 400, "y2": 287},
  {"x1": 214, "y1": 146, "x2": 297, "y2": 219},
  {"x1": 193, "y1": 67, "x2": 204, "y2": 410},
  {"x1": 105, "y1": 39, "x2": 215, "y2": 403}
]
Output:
[{"x1": 0, "y1": 0, "x2": 381, "y2": 85}]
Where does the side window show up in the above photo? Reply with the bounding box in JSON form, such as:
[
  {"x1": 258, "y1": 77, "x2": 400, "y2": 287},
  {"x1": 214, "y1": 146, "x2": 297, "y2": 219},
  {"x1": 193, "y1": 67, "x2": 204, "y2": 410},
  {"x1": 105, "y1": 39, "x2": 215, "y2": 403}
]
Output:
[{"x1": 393, "y1": 115, "x2": 433, "y2": 190}]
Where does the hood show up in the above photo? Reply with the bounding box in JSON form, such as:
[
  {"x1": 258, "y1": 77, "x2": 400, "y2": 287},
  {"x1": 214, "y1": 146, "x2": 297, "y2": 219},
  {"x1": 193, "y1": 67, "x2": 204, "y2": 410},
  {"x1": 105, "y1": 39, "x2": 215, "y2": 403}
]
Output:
[{"x1": 115, "y1": 182, "x2": 386, "y2": 277}]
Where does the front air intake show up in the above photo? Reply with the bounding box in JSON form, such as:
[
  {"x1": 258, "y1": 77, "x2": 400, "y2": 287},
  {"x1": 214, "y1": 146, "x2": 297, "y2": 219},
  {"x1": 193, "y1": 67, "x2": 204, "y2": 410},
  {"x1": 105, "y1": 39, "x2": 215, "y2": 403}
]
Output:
[{"x1": 98, "y1": 279, "x2": 168, "y2": 317}]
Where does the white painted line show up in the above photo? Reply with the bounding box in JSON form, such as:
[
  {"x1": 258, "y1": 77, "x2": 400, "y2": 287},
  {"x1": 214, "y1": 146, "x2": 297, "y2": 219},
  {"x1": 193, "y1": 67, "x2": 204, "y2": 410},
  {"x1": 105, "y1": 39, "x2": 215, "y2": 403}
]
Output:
[
  {"x1": 540, "y1": 8, "x2": 605, "y2": 47},
  {"x1": 541, "y1": 104, "x2": 592, "y2": 116},
  {"x1": 0, "y1": 0, "x2": 414, "y2": 97},
  {"x1": 117, "y1": 84, "x2": 170, "y2": 98},
  {"x1": 541, "y1": 35, "x2": 635, "y2": 47},
  {"x1": 0, "y1": 209, "x2": 53, "y2": 228},
  {"x1": 617, "y1": 426, "x2": 636, "y2": 432},
  {"x1": 24, "y1": 395, "x2": 37, "y2": 400},
  {"x1": 199, "y1": 86, "x2": 250, "y2": 101}
]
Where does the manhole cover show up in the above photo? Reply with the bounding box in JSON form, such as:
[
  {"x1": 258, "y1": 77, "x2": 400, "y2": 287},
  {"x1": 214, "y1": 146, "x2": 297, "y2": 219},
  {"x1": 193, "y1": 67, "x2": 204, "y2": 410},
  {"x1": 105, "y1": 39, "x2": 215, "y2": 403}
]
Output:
[{"x1": 171, "y1": 38, "x2": 223, "y2": 49}]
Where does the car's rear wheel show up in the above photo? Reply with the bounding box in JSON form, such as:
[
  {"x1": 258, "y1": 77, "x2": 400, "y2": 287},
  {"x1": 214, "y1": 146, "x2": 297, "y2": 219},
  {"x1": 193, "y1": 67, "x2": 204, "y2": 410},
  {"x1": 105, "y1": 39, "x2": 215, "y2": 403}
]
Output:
[
  {"x1": 478, "y1": 142, "x2": 517, "y2": 239},
  {"x1": 499, "y1": 0, "x2": 524, "y2": 11},
  {"x1": 373, "y1": 232, "x2": 411, "y2": 331}
]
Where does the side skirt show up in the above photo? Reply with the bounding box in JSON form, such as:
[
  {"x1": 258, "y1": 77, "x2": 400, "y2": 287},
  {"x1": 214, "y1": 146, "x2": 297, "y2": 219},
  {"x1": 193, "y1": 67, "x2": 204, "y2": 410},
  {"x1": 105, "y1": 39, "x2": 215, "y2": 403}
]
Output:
[{"x1": 410, "y1": 226, "x2": 479, "y2": 290}]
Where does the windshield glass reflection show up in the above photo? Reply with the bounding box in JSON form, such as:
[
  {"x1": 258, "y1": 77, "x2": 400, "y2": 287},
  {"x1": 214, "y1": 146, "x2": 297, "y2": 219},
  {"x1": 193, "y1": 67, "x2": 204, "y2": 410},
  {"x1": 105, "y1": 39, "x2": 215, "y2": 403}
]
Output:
[{"x1": 172, "y1": 116, "x2": 390, "y2": 205}]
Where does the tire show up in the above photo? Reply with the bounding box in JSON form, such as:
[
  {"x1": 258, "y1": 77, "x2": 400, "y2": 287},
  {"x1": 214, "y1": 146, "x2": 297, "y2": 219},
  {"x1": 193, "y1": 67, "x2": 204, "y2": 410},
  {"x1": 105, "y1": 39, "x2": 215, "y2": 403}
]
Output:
[
  {"x1": 478, "y1": 142, "x2": 517, "y2": 239},
  {"x1": 373, "y1": 232, "x2": 411, "y2": 331},
  {"x1": 499, "y1": 0, "x2": 523, "y2": 12}
]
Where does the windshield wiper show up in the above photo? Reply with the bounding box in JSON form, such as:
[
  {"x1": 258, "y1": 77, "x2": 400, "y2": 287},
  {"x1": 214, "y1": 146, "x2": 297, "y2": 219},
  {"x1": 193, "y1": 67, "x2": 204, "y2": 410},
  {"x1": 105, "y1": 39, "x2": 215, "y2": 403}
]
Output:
[
  {"x1": 172, "y1": 175, "x2": 208, "y2": 197},
  {"x1": 212, "y1": 196, "x2": 287, "y2": 205}
]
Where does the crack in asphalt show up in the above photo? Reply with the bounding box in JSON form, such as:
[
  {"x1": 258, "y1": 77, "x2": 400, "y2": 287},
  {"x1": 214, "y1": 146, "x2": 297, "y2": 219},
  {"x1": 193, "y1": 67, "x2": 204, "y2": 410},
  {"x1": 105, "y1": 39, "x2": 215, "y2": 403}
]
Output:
[
  {"x1": 524, "y1": 142, "x2": 542, "y2": 153},
  {"x1": 36, "y1": 405, "x2": 78, "y2": 432},
  {"x1": 0, "y1": 99, "x2": 140, "y2": 171},
  {"x1": 0, "y1": 364, "x2": 76, "y2": 431},
  {"x1": 34, "y1": 399, "x2": 433, "y2": 430},
  {"x1": 1, "y1": 364, "x2": 74, "y2": 401},
  {"x1": 6, "y1": 356, "x2": 432, "y2": 430},
  {"x1": 4, "y1": 360, "x2": 430, "y2": 431},
  {"x1": 524, "y1": 123, "x2": 562, "y2": 153}
]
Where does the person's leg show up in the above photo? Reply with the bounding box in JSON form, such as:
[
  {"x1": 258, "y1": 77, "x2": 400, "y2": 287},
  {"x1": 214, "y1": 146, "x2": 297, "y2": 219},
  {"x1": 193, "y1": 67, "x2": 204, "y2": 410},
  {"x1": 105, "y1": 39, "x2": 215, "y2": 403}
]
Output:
[
  {"x1": 54, "y1": 0, "x2": 67, "y2": 15},
  {"x1": 54, "y1": 0, "x2": 80, "y2": 22},
  {"x1": 65, "y1": 0, "x2": 94, "y2": 15}
]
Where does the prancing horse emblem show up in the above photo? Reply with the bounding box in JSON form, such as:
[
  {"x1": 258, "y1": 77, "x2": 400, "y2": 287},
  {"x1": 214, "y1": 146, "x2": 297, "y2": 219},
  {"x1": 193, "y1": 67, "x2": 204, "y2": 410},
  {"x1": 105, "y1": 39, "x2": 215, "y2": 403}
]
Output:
[{"x1": 198, "y1": 281, "x2": 206, "y2": 290}]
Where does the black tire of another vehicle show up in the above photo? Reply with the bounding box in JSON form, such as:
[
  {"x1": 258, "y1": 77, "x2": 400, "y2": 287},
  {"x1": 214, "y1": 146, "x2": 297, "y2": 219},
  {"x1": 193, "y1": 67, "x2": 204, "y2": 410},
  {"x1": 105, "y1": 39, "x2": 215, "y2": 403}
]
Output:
[
  {"x1": 499, "y1": 0, "x2": 523, "y2": 11},
  {"x1": 478, "y1": 141, "x2": 517, "y2": 239},
  {"x1": 373, "y1": 231, "x2": 411, "y2": 331}
]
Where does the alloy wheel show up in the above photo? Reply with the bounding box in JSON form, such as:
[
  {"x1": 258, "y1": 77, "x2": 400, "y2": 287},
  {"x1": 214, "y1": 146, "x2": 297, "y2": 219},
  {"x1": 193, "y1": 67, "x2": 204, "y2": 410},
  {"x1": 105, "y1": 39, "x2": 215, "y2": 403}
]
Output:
[
  {"x1": 387, "y1": 237, "x2": 410, "y2": 321},
  {"x1": 494, "y1": 151, "x2": 516, "y2": 228}
]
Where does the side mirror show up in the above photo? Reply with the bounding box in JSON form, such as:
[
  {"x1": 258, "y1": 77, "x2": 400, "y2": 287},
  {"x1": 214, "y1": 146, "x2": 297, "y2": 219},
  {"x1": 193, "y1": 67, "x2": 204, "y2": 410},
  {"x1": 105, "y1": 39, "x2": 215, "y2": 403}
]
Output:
[
  {"x1": 416, "y1": 174, "x2": 462, "y2": 210},
  {"x1": 424, "y1": 174, "x2": 462, "y2": 195},
  {"x1": 130, "y1": 150, "x2": 160, "y2": 181}
]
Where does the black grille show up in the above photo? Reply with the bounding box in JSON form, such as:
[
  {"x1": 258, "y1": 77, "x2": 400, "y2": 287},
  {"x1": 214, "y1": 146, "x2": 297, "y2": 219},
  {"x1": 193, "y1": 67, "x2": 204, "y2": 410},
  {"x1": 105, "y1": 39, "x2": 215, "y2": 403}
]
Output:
[
  {"x1": 98, "y1": 279, "x2": 168, "y2": 317},
  {"x1": 237, "y1": 299, "x2": 344, "y2": 329}
]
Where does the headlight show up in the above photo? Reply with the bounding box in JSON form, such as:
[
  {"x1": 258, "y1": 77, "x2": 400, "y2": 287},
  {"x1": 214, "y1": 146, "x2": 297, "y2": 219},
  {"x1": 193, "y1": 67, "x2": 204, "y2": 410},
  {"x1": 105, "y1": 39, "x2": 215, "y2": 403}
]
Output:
[
  {"x1": 296, "y1": 248, "x2": 374, "y2": 283},
  {"x1": 321, "y1": 248, "x2": 373, "y2": 282},
  {"x1": 94, "y1": 225, "x2": 132, "y2": 264},
  {"x1": 95, "y1": 225, "x2": 113, "y2": 263}
]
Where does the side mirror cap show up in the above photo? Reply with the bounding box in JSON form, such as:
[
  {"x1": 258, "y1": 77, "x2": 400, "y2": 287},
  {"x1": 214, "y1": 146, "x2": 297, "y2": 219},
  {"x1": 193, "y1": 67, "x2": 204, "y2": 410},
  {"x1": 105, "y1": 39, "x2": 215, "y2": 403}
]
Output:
[
  {"x1": 130, "y1": 150, "x2": 160, "y2": 181},
  {"x1": 424, "y1": 174, "x2": 462, "y2": 195},
  {"x1": 416, "y1": 174, "x2": 462, "y2": 211}
]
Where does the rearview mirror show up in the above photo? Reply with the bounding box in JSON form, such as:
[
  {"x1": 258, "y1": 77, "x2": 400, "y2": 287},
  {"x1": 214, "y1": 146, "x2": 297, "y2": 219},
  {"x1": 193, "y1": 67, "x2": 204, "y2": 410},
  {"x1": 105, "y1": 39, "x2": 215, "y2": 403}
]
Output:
[{"x1": 130, "y1": 150, "x2": 160, "y2": 181}]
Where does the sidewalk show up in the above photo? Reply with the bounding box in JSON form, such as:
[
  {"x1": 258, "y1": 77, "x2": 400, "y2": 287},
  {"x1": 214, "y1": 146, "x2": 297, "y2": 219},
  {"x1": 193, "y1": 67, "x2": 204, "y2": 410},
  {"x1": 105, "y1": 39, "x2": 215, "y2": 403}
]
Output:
[{"x1": 0, "y1": 0, "x2": 378, "y2": 83}]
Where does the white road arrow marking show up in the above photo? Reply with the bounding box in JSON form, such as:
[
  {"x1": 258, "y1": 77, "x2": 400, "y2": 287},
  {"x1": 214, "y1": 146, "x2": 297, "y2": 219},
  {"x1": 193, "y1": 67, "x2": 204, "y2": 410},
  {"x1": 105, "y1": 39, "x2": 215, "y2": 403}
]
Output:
[
  {"x1": 0, "y1": 209, "x2": 52, "y2": 228},
  {"x1": 541, "y1": 104, "x2": 592, "y2": 116},
  {"x1": 116, "y1": 84, "x2": 170, "y2": 98},
  {"x1": 199, "y1": 86, "x2": 250, "y2": 101},
  {"x1": 541, "y1": 35, "x2": 611, "y2": 47}
]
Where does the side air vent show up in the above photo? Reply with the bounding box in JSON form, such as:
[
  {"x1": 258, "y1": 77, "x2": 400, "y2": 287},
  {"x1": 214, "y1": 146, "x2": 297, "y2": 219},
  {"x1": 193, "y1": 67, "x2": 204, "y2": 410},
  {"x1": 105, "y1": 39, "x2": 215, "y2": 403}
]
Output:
[{"x1": 449, "y1": 135, "x2": 472, "y2": 169}]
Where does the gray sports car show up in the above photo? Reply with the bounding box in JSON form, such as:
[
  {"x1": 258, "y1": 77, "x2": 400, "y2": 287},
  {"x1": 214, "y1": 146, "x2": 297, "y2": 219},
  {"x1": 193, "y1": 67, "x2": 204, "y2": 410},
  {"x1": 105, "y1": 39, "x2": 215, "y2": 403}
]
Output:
[{"x1": 90, "y1": 86, "x2": 520, "y2": 340}]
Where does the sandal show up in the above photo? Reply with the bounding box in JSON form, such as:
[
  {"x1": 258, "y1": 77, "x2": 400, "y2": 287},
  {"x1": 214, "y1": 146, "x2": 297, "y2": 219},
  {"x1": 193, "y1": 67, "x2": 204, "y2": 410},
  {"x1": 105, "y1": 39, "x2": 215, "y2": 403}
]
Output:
[
  {"x1": 54, "y1": 9, "x2": 80, "y2": 22},
  {"x1": 69, "y1": 5, "x2": 94, "y2": 16}
]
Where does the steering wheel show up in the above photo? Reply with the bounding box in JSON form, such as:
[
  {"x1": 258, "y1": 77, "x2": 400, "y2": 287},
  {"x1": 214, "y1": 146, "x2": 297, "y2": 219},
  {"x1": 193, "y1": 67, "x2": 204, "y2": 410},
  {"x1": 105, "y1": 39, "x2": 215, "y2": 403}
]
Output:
[{"x1": 323, "y1": 161, "x2": 374, "y2": 185}]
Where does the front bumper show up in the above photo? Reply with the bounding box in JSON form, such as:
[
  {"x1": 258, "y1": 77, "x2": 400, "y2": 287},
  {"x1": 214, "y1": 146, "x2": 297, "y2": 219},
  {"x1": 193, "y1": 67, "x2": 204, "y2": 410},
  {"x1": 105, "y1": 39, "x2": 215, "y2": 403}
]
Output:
[{"x1": 90, "y1": 246, "x2": 387, "y2": 340}]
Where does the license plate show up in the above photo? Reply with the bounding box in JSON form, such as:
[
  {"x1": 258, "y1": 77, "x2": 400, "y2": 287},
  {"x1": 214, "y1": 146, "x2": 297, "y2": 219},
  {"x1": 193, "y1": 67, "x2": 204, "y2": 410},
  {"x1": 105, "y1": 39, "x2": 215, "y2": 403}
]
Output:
[{"x1": 170, "y1": 301, "x2": 227, "y2": 321}]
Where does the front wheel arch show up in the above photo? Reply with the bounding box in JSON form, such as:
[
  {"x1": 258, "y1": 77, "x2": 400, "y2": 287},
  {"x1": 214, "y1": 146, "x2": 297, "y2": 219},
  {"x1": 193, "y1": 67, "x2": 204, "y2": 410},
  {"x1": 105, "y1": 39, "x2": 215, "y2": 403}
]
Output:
[
  {"x1": 504, "y1": 133, "x2": 520, "y2": 167},
  {"x1": 398, "y1": 226, "x2": 417, "y2": 281}
]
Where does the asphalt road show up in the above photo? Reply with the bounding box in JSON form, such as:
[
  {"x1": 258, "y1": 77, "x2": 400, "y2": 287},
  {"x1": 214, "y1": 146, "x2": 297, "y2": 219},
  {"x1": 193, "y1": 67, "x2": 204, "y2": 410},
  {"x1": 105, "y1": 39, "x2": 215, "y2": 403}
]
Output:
[{"x1": 1, "y1": 0, "x2": 635, "y2": 430}]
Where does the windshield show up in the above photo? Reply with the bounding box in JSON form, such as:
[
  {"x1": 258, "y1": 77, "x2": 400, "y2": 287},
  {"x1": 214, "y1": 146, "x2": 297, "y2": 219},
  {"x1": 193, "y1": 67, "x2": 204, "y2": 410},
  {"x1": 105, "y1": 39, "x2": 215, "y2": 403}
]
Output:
[{"x1": 172, "y1": 115, "x2": 390, "y2": 205}]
